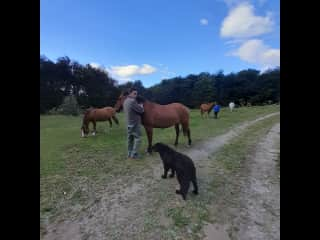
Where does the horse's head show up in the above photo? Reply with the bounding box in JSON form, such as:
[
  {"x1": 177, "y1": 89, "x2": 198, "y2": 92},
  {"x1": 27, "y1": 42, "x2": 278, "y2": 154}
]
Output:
[
  {"x1": 81, "y1": 124, "x2": 89, "y2": 137},
  {"x1": 81, "y1": 108, "x2": 92, "y2": 137},
  {"x1": 114, "y1": 92, "x2": 128, "y2": 113}
]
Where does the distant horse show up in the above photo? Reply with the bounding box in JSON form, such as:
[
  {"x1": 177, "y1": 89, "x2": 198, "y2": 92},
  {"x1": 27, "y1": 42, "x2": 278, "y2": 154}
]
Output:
[
  {"x1": 81, "y1": 107, "x2": 119, "y2": 137},
  {"x1": 200, "y1": 102, "x2": 215, "y2": 118},
  {"x1": 229, "y1": 102, "x2": 235, "y2": 112},
  {"x1": 114, "y1": 93, "x2": 191, "y2": 153}
]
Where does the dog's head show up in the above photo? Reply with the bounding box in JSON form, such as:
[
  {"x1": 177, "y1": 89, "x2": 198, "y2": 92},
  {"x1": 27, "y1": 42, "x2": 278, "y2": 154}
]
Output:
[{"x1": 151, "y1": 142, "x2": 166, "y2": 152}]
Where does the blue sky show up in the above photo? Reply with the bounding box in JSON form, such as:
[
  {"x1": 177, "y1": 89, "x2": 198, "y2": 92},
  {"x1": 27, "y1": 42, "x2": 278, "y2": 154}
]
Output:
[{"x1": 40, "y1": 0, "x2": 280, "y2": 87}]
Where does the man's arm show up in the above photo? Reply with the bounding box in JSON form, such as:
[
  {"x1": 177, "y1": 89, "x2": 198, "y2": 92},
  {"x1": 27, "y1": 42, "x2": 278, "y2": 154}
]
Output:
[{"x1": 131, "y1": 101, "x2": 144, "y2": 114}]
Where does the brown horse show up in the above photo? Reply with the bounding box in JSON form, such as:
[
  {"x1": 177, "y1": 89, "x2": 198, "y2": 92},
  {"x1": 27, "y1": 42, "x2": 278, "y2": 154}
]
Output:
[
  {"x1": 114, "y1": 93, "x2": 191, "y2": 153},
  {"x1": 200, "y1": 102, "x2": 215, "y2": 118},
  {"x1": 81, "y1": 107, "x2": 119, "y2": 137}
]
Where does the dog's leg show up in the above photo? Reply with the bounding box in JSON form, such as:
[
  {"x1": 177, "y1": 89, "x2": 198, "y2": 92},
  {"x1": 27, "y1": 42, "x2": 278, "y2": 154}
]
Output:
[
  {"x1": 162, "y1": 165, "x2": 169, "y2": 179},
  {"x1": 192, "y1": 179, "x2": 198, "y2": 195},
  {"x1": 176, "y1": 176, "x2": 189, "y2": 200},
  {"x1": 176, "y1": 174, "x2": 183, "y2": 194},
  {"x1": 180, "y1": 181, "x2": 190, "y2": 200},
  {"x1": 169, "y1": 168, "x2": 175, "y2": 178}
]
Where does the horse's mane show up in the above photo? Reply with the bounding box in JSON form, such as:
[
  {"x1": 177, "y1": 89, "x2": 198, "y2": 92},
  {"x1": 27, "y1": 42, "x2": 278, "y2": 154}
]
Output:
[
  {"x1": 136, "y1": 95, "x2": 146, "y2": 104},
  {"x1": 82, "y1": 107, "x2": 93, "y2": 123}
]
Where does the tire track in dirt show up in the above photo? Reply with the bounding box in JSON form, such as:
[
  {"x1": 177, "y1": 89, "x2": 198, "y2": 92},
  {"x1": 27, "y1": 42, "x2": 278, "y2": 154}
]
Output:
[
  {"x1": 233, "y1": 123, "x2": 280, "y2": 240},
  {"x1": 42, "y1": 112, "x2": 279, "y2": 240}
]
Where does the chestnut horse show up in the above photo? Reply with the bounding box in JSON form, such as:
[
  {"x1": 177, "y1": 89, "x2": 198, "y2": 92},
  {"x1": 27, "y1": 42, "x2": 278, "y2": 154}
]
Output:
[
  {"x1": 81, "y1": 107, "x2": 119, "y2": 137},
  {"x1": 114, "y1": 94, "x2": 191, "y2": 153},
  {"x1": 200, "y1": 102, "x2": 215, "y2": 118}
]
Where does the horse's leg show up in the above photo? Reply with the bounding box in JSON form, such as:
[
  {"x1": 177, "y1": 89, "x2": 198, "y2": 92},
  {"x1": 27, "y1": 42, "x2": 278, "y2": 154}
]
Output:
[
  {"x1": 187, "y1": 127, "x2": 191, "y2": 146},
  {"x1": 145, "y1": 127, "x2": 153, "y2": 154},
  {"x1": 108, "y1": 119, "x2": 112, "y2": 128},
  {"x1": 112, "y1": 116, "x2": 119, "y2": 125},
  {"x1": 92, "y1": 121, "x2": 96, "y2": 136},
  {"x1": 174, "y1": 124, "x2": 180, "y2": 146}
]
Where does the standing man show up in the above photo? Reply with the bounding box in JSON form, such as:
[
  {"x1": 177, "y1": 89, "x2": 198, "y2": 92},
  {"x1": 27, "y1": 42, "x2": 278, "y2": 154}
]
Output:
[{"x1": 123, "y1": 88, "x2": 144, "y2": 159}]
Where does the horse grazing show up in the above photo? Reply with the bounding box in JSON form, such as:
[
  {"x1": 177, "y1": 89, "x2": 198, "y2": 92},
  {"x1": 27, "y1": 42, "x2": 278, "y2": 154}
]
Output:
[
  {"x1": 200, "y1": 102, "x2": 215, "y2": 118},
  {"x1": 114, "y1": 93, "x2": 191, "y2": 153},
  {"x1": 81, "y1": 107, "x2": 119, "y2": 137},
  {"x1": 229, "y1": 102, "x2": 235, "y2": 112}
]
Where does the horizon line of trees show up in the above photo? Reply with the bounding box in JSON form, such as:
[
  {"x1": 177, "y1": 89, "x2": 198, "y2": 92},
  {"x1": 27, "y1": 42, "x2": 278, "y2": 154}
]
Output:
[{"x1": 40, "y1": 55, "x2": 280, "y2": 114}]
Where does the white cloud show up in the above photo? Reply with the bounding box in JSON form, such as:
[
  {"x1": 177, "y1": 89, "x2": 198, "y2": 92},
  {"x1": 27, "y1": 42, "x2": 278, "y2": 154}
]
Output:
[
  {"x1": 200, "y1": 18, "x2": 208, "y2": 25},
  {"x1": 220, "y1": 2, "x2": 273, "y2": 39},
  {"x1": 139, "y1": 64, "x2": 157, "y2": 74},
  {"x1": 107, "y1": 64, "x2": 157, "y2": 82},
  {"x1": 90, "y1": 62, "x2": 102, "y2": 69},
  {"x1": 231, "y1": 39, "x2": 279, "y2": 69},
  {"x1": 89, "y1": 62, "x2": 109, "y2": 74}
]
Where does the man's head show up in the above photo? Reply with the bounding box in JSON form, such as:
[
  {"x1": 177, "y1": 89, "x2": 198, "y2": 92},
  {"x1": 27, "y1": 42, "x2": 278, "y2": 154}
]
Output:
[{"x1": 128, "y1": 87, "x2": 138, "y2": 98}]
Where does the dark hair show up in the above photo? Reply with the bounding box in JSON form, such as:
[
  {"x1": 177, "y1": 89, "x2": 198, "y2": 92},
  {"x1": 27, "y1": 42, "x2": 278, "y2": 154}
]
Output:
[{"x1": 128, "y1": 87, "x2": 138, "y2": 93}]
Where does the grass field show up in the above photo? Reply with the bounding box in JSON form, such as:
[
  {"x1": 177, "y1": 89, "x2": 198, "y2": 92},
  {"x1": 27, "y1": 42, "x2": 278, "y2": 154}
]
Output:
[{"x1": 40, "y1": 105, "x2": 279, "y2": 237}]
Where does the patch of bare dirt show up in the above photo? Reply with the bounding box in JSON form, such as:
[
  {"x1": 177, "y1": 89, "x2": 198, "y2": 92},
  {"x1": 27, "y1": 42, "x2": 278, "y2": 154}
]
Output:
[{"x1": 233, "y1": 123, "x2": 280, "y2": 240}]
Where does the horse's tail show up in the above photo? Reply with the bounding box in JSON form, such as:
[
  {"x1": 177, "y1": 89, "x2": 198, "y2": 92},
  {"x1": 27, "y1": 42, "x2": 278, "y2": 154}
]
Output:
[{"x1": 180, "y1": 104, "x2": 190, "y2": 136}]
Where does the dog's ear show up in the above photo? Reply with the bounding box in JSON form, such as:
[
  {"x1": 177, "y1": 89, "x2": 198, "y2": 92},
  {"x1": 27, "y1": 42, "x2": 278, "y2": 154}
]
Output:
[{"x1": 152, "y1": 142, "x2": 161, "y2": 150}]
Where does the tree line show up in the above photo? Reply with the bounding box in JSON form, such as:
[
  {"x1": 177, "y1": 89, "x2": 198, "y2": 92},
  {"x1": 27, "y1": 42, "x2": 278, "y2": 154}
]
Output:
[{"x1": 40, "y1": 55, "x2": 280, "y2": 113}]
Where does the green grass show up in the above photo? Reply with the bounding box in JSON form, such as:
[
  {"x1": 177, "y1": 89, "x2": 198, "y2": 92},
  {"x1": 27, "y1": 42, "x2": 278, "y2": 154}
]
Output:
[
  {"x1": 41, "y1": 105, "x2": 279, "y2": 176},
  {"x1": 139, "y1": 114, "x2": 280, "y2": 240},
  {"x1": 40, "y1": 105, "x2": 279, "y2": 235}
]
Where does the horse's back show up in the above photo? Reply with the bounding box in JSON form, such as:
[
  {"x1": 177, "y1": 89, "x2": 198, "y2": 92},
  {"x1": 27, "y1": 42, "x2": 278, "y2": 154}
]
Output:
[
  {"x1": 88, "y1": 107, "x2": 116, "y2": 121},
  {"x1": 165, "y1": 103, "x2": 190, "y2": 122},
  {"x1": 166, "y1": 103, "x2": 189, "y2": 115},
  {"x1": 102, "y1": 107, "x2": 116, "y2": 115},
  {"x1": 145, "y1": 102, "x2": 189, "y2": 128},
  {"x1": 200, "y1": 103, "x2": 213, "y2": 111}
]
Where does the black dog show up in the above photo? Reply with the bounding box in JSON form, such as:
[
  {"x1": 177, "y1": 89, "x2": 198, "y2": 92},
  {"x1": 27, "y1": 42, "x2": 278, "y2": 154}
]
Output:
[{"x1": 152, "y1": 142, "x2": 198, "y2": 200}]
